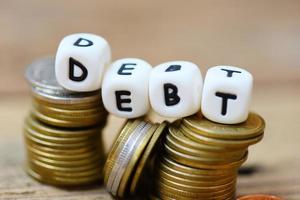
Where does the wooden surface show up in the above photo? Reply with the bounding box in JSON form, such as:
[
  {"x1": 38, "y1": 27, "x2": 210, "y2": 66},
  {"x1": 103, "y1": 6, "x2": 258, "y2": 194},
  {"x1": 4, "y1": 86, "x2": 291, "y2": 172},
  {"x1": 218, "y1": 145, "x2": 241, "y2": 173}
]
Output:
[
  {"x1": 1, "y1": 0, "x2": 300, "y2": 199},
  {"x1": 1, "y1": 84, "x2": 300, "y2": 199}
]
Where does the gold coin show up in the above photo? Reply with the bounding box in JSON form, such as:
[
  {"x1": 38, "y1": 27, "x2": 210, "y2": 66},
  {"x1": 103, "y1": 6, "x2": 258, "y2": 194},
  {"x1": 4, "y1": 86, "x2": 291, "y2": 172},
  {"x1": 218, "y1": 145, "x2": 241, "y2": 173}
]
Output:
[
  {"x1": 164, "y1": 141, "x2": 243, "y2": 164},
  {"x1": 180, "y1": 124, "x2": 264, "y2": 149},
  {"x1": 168, "y1": 126, "x2": 229, "y2": 152},
  {"x1": 27, "y1": 144, "x2": 101, "y2": 161},
  {"x1": 237, "y1": 194, "x2": 283, "y2": 200},
  {"x1": 156, "y1": 189, "x2": 236, "y2": 200},
  {"x1": 104, "y1": 119, "x2": 140, "y2": 184},
  {"x1": 28, "y1": 163, "x2": 102, "y2": 180},
  {"x1": 26, "y1": 141, "x2": 98, "y2": 155},
  {"x1": 166, "y1": 132, "x2": 246, "y2": 160},
  {"x1": 106, "y1": 121, "x2": 149, "y2": 195},
  {"x1": 24, "y1": 125, "x2": 99, "y2": 144},
  {"x1": 129, "y1": 122, "x2": 167, "y2": 195},
  {"x1": 26, "y1": 166, "x2": 101, "y2": 186},
  {"x1": 161, "y1": 156, "x2": 237, "y2": 176},
  {"x1": 117, "y1": 123, "x2": 158, "y2": 197},
  {"x1": 27, "y1": 150, "x2": 102, "y2": 167},
  {"x1": 31, "y1": 88, "x2": 102, "y2": 107},
  {"x1": 26, "y1": 115, "x2": 101, "y2": 138},
  {"x1": 158, "y1": 161, "x2": 236, "y2": 183},
  {"x1": 156, "y1": 175, "x2": 236, "y2": 193},
  {"x1": 33, "y1": 102, "x2": 107, "y2": 120},
  {"x1": 33, "y1": 95, "x2": 102, "y2": 110},
  {"x1": 164, "y1": 143, "x2": 248, "y2": 169},
  {"x1": 155, "y1": 181, "x2": 235, "y2": 199},
  {"x1": 28, "y1": 159, "x2": 101, "y2": 173},
  {"x1": 156, "y1": 168, "x2": 235, "y2": 187},
  {"x1": 182, "y1": 112, "x2": 265, "y2": 140},
  {"x1": 31, "y1": 109, "x2": 103, "y2": 128},
  {"x1": 24, "y1": 131, "x2": 97, "y2": 149},
  {"x1": 28, "y1": 161, "x2": 103, "y2": 178}
]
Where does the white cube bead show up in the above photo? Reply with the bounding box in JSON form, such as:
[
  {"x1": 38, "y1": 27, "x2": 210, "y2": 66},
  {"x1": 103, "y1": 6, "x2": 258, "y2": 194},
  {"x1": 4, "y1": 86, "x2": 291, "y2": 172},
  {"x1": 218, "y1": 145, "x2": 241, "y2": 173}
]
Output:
[
  {"x1": 101, "y1": 58, "x2": 152, "y2": 118},
  {"x1": 55, "y1": 33, "x2": 111, "y2": 92},
  {"x1": 149, "y1": 61, "x2": 203, "y2": 118},
  {"x1": 201, "y1": 65, "x2": 253, "y2": 124}
]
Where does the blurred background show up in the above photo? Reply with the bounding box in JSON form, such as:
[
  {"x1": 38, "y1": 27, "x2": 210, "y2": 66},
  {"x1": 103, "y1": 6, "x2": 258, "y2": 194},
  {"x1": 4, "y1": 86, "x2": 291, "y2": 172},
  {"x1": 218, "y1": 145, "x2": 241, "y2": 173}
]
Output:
[
  {"x1": 0, "y1": 0, "x2": 299, "y2": 199},
  {"x1": 1, "y1": 0, "x2": 300, "y2": 94}
]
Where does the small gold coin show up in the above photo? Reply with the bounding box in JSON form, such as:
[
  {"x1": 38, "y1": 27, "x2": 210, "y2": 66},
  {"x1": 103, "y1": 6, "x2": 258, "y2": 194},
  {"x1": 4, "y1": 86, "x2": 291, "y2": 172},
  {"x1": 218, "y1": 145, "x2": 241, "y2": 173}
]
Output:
[
  {"x1": 26, "y1": 142, "x2": 98, "y2": 155},
  {"x1": 168, "y1": 126, "x2": 228, "y2": 152},
  {"x1": 27, "y1": 144, "x2": 101, "y2": 161},
  {"x1": 33, "y1": 102, "x2": 107, "y2": 121},
  {"x1": 26, "y1": 115, "x2": 100, "y2": 138},
  {"x1": 28, "y1": 159, "x2": 101, "y2": 173},
  {"x1": 24, "y1": 125, "x2": 98, "y2": 144},
  {"x1": 161, "y1": 156, "x2": 237, "y2": 176},
  {"x1": 28, "y1": 162, "x2": 103, "y2": 179},
  {"x1": 31, "y1": 109, "x2": 103, "y2": 128},
  {"x1": 26, "y1": 150, "x2": 101, "y2": 167},
  {"x1": 182, "y1": 112, "x2": 265, "y2": 140},
  {"x1": 164, "y1": 143, "x2": 248, "y2": 169},
  {"x1": 33, "y1": 94, "x2": 102, "y2": 110},
  {"x1": 24, "y1": 131, "x2": 96, "y2": 149},
  {"x1": 166, "y1": 132, "x2": 246, "y2": 159},
  {"x1": 26, "y1": 166, "x2": 101, "y2": 186},
  {"x1": 155, "y1": 181, "x2": 235, "y2": 199},
  {"x1": 180, "y1": 124, "x2": 264, "y2": 149},
  {"x1": 156, "y1": 167, "x2": 235, "y2": 186},
  {"x1": 156, "y1": 175, "x2": 236, "y2": 193}
]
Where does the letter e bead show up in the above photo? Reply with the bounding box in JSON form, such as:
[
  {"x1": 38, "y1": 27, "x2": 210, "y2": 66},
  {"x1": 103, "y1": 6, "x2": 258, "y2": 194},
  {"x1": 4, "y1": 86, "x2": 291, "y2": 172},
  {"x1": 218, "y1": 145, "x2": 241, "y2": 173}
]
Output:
[
  {"x1": 149, "y1": 61, "x2": 203, "y2": 118},
  {"x1": 101, "y1": 58, "x2": 152, "y2": 118},
  {"x1": 55, "y1": 33, "x2": 111, "y2": 92},
  {"x1": 201, "y1": 66, "x2": 253, "y2": 124}
]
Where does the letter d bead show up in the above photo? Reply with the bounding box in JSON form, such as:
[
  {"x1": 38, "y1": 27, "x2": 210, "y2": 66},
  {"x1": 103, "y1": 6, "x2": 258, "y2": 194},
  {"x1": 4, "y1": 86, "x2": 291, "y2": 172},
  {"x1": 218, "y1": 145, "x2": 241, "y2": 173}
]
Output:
[{"x1": 55, "y1": 33, "x2": 111, "y2": 92}]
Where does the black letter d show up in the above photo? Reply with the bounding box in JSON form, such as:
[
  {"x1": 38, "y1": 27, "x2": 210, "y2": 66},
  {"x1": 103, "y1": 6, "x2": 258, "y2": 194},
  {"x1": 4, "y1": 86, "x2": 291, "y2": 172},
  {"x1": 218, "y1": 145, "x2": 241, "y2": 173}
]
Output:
[{"x1": 69, "y1": 57, "x2": 88, "y2": 82}]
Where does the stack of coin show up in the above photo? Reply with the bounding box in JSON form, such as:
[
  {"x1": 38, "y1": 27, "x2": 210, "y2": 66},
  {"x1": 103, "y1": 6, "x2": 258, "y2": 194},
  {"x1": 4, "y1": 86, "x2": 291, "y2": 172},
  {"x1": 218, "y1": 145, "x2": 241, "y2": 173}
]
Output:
[
  {"x1": 104, "y1": 119, "x2": 167, "y2": 198},
  {"x1": 24, "y1": 57, "x2": 108, "y2": 186},
  {"x1": 152, "y1": 112, "x2": 265, "y2": 200}
]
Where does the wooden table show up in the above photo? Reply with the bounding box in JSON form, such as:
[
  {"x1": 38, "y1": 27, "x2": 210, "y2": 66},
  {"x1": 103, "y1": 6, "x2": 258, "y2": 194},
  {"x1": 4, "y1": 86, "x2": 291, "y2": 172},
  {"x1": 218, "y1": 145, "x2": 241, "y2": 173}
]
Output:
[
  {"x1": 1, "y1": 84, "x2": 300, "y2": 199},
  {"x1": 1, "y1": 1, "x2": 300, "y2": 199}
]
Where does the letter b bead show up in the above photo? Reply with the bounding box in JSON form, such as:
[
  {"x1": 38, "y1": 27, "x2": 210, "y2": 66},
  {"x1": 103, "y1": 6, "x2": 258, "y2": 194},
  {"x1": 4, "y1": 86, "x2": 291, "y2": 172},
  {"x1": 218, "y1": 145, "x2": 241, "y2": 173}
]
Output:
[
  {"x1": 149, "y1": 61, "x2": 203, "y2": 118},
  {"x1": 201, "y1": 66, "x2": 253, "y2": 124},
  {"x1": 55, "y1": 33, "x2": 111, "y2": 92},
  {"x1": 102, "y1": 58, "x2": 152, "y2": 118}
]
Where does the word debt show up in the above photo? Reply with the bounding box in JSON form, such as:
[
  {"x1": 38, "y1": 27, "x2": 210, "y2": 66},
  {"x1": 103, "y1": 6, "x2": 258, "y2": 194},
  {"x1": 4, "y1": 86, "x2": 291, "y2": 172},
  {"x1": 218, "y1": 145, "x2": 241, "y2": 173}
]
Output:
[{"x1": 55, "y1": 33, "x2": 253, "y2": 124}]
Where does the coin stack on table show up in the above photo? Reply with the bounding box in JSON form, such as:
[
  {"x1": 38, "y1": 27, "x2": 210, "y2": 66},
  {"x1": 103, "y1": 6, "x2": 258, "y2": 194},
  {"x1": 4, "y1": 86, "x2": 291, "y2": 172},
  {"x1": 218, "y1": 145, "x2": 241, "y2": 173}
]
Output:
[
  {"x1": 24, "y1": 57, "x2": 108, "y2": 186},
  {"x1": 103, "y1": 119, "x2": 167, "y2": 198},
  {"x1": 152, "y1": 112, "x2": 265, "y2": 200}
]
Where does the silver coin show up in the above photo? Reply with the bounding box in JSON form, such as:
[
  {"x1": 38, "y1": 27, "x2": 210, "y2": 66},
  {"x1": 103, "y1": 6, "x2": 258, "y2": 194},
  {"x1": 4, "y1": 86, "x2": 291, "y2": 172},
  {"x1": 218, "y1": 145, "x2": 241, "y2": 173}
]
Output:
[
  {"x1": 106, "y1": 121, "x2": 146, "y2": 193},
  {"x1": 25, "y1": 57, "x2": 101, "y2": 104},
  {"x1": 111, "y1": 123, "x2": 152, "y2": 195},
  {"x1": 25, "y1": 56, "x2": 65, "y2": 91},
  {"x1": 31, "y1": 86, "x2": 101, "y2": 105}
]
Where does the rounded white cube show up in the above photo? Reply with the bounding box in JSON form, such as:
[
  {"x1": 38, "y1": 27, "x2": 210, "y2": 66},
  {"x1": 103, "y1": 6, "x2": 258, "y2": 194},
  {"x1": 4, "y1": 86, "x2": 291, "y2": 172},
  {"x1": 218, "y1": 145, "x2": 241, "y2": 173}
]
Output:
[
  {"x1": 55, "y1": 33, "x2": 111, "y2": 92},
  {"x1": 102, "y1": 58, "x2": 152, "y2": 118},
  {"x1": 201, "y1": 65, "x2": 253, "y2": 124},
  {"x1": 149, "y1": 61, "x2": 203, "y2": 118}
]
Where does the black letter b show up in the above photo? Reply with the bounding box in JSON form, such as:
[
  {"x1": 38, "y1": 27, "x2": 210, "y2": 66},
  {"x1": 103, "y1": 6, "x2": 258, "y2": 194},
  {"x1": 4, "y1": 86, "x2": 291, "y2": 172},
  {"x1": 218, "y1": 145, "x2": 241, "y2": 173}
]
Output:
[{"x1": 164, "y1": 83, "x2": 180, "y2": 106}]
